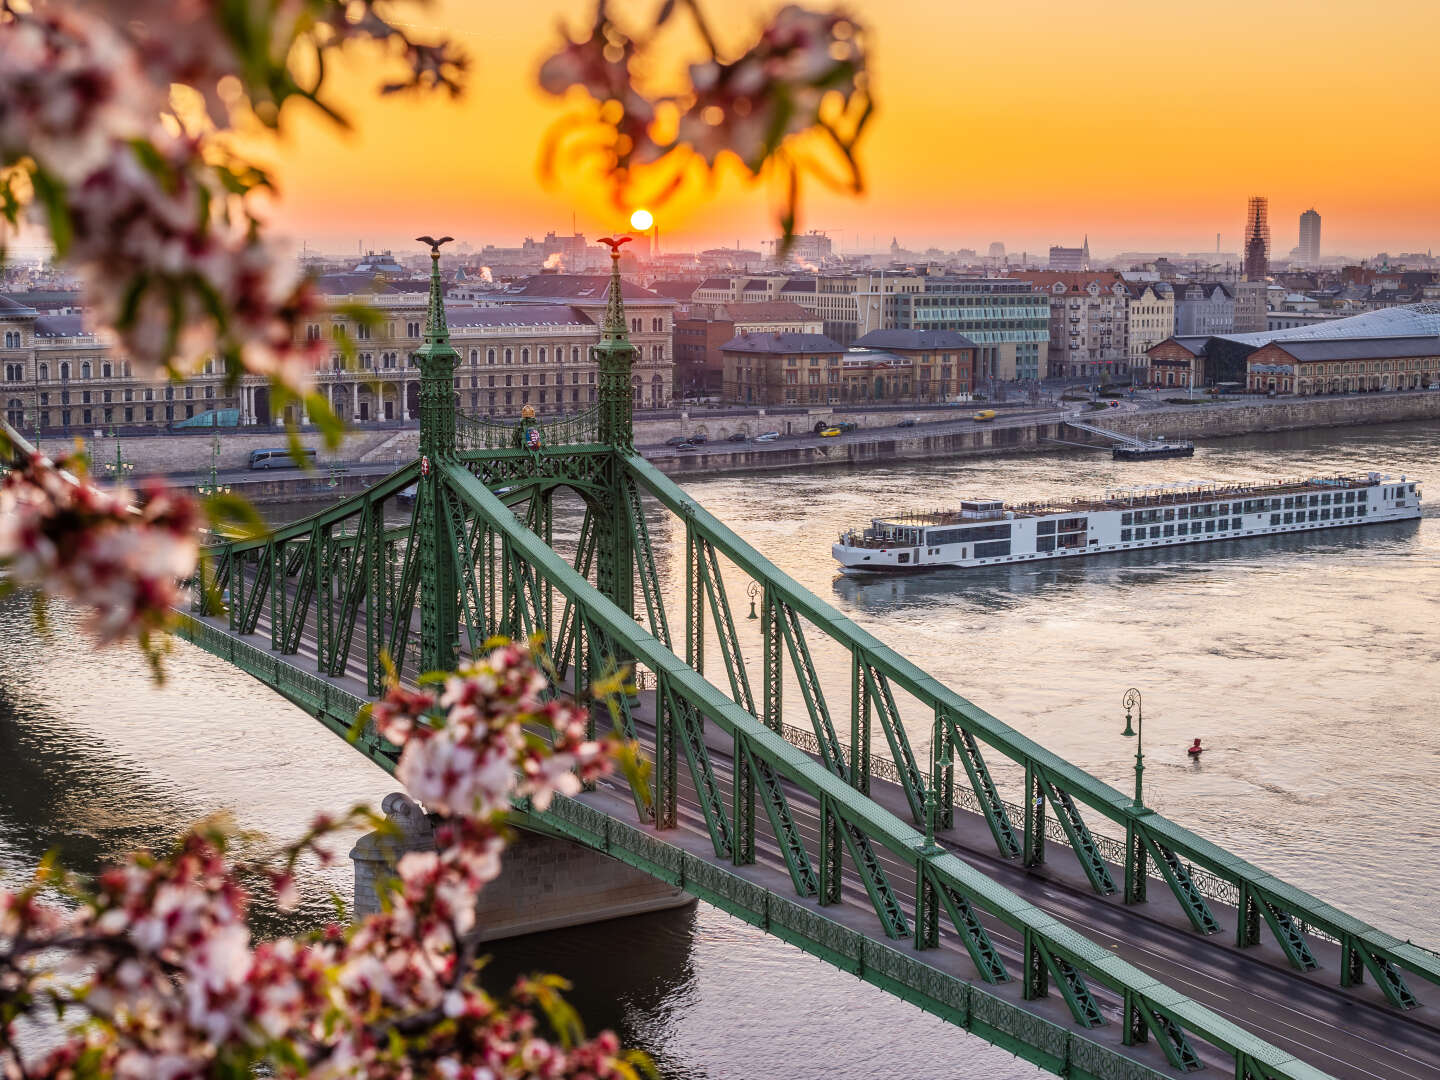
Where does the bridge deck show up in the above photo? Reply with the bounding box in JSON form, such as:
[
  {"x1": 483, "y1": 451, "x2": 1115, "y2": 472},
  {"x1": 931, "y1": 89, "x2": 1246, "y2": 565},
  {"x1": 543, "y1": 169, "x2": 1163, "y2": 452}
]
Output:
[{"x1": 181, "y1": 609, "x2": 1440, "y2": 1080}]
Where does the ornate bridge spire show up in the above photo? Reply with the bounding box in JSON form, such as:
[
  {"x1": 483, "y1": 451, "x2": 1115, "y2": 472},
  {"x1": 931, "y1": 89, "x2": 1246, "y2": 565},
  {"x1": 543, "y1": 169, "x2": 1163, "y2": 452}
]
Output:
[
  {"x1": 414, "y1": 235, "x2": 459, "y2": 463},
  {"x1": 414, "y1": 234, "x2": 459, "y2": 673},
  {"x1": 593, "y1": 237, "x2": 636, "y2": 448}
]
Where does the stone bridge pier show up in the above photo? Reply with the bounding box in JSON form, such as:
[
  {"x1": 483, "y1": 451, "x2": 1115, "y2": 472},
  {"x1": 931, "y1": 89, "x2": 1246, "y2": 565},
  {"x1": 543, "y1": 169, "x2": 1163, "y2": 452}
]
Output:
[{"x1": 350, "y1": 793, "x2": 692, "y2": 941}]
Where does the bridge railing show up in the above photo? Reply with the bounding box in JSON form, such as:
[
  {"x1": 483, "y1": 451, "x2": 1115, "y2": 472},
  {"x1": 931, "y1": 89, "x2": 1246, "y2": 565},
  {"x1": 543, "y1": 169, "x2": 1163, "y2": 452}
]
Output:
[
  {"x1": 456, "y1": 407, "x2": 602, "y2": 451},
  {"x1": 446, "y1": 460, "x2": 1334, "y2": 1080},
  {"x1": 623, "y1": 453, "x2": 1438, "y2": 1006}
]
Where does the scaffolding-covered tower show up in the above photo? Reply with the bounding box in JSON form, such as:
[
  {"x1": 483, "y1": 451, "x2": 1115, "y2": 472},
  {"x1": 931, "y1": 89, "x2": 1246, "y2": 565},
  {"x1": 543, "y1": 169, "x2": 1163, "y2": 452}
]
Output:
[{"x1": 1243, "y1": 195, "x2": 1270, "y2": 281}]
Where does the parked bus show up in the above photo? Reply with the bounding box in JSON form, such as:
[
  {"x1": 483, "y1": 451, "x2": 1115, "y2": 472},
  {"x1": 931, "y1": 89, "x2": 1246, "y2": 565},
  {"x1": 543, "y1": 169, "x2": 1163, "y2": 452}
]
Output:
[{"x1": 248, "y1": 447, "x2": 317, "y2": 470}]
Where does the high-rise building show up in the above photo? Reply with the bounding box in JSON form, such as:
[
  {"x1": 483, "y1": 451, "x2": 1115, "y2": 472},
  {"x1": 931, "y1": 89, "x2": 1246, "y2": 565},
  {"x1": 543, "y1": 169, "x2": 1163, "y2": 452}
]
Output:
[
  {"x1": 1243, "y1": 196, "x2": 1270, "y2": 280},
  {"x1": 1048, "y1": 237, "x2": 1090, "y2": 271},
  {"x1": 1298, "y1": 209, "x2": 1321, "y2": 266}
]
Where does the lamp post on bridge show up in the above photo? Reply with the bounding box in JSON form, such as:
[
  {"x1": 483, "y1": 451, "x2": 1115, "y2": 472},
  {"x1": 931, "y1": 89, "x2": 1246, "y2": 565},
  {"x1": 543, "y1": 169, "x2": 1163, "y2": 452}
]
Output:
[{"x1": 1121, "y1": 687, "x2": 1144, "y2": 810}]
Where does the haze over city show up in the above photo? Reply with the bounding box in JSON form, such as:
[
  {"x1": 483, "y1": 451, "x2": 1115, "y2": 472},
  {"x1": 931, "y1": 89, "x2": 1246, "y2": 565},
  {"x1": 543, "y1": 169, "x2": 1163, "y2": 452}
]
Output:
[{"x1": 252, "y1": 0, "x2": 1440, "y2": 257}]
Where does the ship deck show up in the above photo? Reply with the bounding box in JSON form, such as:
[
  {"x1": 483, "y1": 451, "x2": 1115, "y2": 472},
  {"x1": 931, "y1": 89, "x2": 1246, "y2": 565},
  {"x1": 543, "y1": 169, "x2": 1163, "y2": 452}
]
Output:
[{"x1": 850, "y1": 474, "x2": 1392, "y2": 533}]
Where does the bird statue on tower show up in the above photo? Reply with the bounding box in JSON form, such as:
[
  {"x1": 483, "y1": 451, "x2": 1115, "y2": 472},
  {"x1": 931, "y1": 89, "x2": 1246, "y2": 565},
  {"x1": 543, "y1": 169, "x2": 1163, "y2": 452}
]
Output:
[{"x1": 416, "y1": 235, "x2": 454, "y2": 253}]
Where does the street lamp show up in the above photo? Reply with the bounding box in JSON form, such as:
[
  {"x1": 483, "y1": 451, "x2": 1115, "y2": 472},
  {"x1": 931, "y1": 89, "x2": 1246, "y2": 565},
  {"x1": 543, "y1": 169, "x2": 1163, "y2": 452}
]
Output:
[
  {"x1": 1121, "y1": 687, "x2": 1144, "y2": 809},
  {"x1": 105, "y1": 425, "x2": 133, "y2": 482},
  {"x1": 746, "y1": 579, "x2": 759, "y2": 619},
  {"x1": 197, "y1": 431, "x2": 229, "y2": 497}
]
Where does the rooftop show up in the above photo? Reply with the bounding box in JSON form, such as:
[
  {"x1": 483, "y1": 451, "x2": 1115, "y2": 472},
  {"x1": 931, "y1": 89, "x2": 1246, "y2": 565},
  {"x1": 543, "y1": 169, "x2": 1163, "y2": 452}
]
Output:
[
  {"x1": 503, "y1": 274, "x2": 669, "y2": 303},
  {"x1": 33, "y1": 314, "x2": 90, "y2": 338},
  {"x1": 1256, "y1": 336, "x2": 1440, "y2": 363},
  {"x1": 446, "y1": 305, "x2": 594, "y2": 330},
  {"x1": 719, "y1": 332, "x2": 843, "y2": 354},
  {"x1": 1221, "y1": 301, "x2": 1440, "y2": 347}
]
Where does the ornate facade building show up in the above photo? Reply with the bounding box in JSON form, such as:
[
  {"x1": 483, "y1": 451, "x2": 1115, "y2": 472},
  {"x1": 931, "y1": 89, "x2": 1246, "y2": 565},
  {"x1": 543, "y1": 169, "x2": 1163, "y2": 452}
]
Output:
[
  {"x1": 4, "y1": 269, "x2": 678, "y2": 435},
  {"x1": 2, "y1": 295, "x2": 237, "y2": 435}
]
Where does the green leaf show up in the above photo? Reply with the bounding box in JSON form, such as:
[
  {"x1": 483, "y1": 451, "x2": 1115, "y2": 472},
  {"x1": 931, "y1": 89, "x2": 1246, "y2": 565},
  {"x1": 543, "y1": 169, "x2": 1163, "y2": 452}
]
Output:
[
  {"x1": 204, "y1": 491, "x2": 268, "y2": 539},
  {"x1": 28, "y1": 168, "x2": 72, "y2": 257}
]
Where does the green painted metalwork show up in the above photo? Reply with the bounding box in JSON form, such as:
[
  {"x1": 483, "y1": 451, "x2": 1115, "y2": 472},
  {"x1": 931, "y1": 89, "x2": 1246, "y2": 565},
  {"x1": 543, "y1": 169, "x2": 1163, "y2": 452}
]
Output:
[
  {"x1": 1040, "y1": 774, "x2": 1117, "y2": 896},
  {"x1": 415, "y1": 240, "x2": 461, "y2": 675},
  {"x1": 143, "y1": 243, "x2": 1440, "y2": 1080}
]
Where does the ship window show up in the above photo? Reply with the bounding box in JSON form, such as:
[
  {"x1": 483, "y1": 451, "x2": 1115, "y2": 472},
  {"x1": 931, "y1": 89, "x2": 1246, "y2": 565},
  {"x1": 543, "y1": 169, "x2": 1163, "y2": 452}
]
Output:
[
  {"x1": 1037, "y1": 520, "x2": 1056, "y2": 535},
  {"x1": 1121, "y1": 513, "x2": 1132, "y2": 526},
  {"x1": 1358, "y1": 505, "x2": 1367, "y2": 516},
  {"x1": 1346, "y1": 491, "x2": 1356, "y2": 502},
  {"x1": 1164, "y1": 509, "x2": 1175, "y2": 521},
  {"x1": 1178, "y1": 507, "x2": 1188, "y2": 519},
  {"x1": 1120, "y1": 529, "x2": 1132, "y2": 542},
  {"x1": 1206, "y1": 520, "x2": 1216, "y2": 533},
  {"x1": 1038, "y1": 536, "x2": 1057, "y2": 551},
  {"x1": 1163, "y1": 525, "x2": 1174, "y2": 537},
  {"x1": 1271, "y1": 514, "x2": 1281, "y2": 525},
  {"x1": 1231, "y1": 518, "x2": 1241, "y2": 530},
  {"x1": 1358, "y1": 490, "x2": 1367, "y2": 501},
  {"x1": 1218, "y1": 504, "x2": 1229, "y2": 514},
  {"x1": 897, "y1": 553, "x2": 910, "y2": 563},
  {"x1": 1320, "y1": 508, "x2": 1331, "y2": 520},
  {"x1": 1283, "y1": 497, "x2": 1293, "y2": 509},
  {"x1": 1272, "y1": 498, "x2": 1284, "y2": 510},
  {"x1": 1321, "y1": 494, "x2": 1331, "y2": 505},
  {"x1": 1149, "y1": 526, "x2": 1161, "y2": 538},
  {"x1": 1310, "y1": 495, "x2": 1320, "y2": 506},
  {"x1": 1309, "y1": 509, "x2": 1318, "y2": 521},
  {"x1": 974, "y1": 540, "x2": 1011, "y2": 558}
]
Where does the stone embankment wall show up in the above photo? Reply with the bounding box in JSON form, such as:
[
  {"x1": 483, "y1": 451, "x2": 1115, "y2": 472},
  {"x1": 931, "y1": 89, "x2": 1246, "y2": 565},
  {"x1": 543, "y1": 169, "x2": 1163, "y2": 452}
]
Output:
[
  {"x1": 73, "y1": 392, "x2": 1440, "y2": 480},
  {"x1": 84, "y1": 427, "x2": 399, "y2": 472},
  {"x1": 1102, "y1": 392, "x2": 1440, "y2": 441},
  {"x1": 652, "y1": 420, "x2": 1074, "y2": 477}
]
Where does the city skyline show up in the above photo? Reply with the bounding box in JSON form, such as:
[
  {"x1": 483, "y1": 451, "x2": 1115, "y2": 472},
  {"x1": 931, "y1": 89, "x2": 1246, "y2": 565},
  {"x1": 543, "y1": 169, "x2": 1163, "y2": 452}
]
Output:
[{"x1": 245, "y1": 0, "x2": 1440, "y2": 258}]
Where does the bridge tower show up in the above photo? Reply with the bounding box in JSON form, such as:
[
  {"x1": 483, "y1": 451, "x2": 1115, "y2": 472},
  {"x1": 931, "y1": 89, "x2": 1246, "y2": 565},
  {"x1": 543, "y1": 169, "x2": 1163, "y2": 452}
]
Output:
[
  {"x1": 414, "y1": 237, "x2": 461, "y2": 673},
  {"x1": 591, "y1": 240, "x2": 636, "y2": 620}
]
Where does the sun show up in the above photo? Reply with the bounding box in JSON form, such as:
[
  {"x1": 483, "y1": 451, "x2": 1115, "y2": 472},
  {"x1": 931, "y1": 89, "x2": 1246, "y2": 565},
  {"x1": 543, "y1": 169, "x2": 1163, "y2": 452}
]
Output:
[{"x1": 629, "y1": 208, "x2": 654, "y2": 231}]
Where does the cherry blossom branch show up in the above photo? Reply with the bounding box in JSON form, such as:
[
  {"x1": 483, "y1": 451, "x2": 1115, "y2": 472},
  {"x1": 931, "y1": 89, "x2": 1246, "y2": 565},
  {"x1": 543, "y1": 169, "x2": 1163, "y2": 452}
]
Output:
[{"x1": 0, "y1": 642, "x2": 651, "y2": 1080}]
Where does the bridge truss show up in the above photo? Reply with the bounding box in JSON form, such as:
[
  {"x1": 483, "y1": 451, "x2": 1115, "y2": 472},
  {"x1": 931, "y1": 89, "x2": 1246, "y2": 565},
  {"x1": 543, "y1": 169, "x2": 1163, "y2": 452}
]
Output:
[{"x1": 49, "y1": 243, "x2": 1436, "y2": 1080}]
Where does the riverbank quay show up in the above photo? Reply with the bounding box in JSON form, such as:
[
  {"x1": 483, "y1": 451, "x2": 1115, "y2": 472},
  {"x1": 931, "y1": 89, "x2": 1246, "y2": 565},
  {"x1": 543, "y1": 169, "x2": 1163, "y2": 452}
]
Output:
[
  {"x1": 646, "y1": 390, "x2": 1440, "y2": 478},
  {"x1": 69, "y1": 390, "x2": 1440, "y2": 496}
]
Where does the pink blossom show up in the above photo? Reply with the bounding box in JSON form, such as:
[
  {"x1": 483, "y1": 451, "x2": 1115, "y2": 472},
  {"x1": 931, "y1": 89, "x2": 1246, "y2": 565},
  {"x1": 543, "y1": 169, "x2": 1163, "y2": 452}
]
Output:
[{"x1": 0, "y1": 454, "x2": 199, "y2": 645}]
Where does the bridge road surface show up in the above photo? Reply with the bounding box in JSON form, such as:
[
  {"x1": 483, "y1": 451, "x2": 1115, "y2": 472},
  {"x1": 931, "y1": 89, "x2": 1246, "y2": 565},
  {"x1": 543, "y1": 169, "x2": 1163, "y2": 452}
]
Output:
[{"x1": 228, "y1": 592, "x2": 1440, "y2": 1080}]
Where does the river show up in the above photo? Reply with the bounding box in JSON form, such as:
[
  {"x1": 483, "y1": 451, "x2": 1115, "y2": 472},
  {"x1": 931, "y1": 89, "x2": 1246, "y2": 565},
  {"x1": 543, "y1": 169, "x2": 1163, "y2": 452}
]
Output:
[{"x1": 2, "y1": 419, "x2": 1437, "y2": 1078}]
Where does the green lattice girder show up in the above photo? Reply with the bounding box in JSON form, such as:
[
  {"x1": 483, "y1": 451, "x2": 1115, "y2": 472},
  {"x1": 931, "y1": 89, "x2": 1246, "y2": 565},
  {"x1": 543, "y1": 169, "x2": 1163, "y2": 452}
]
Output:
[
  {"x1": 440, "y1": 462, "x2": 1337, "y2": 1078},
  {"x1": 621, "y1": 453, "x2": 1440, "y2": 1000}
]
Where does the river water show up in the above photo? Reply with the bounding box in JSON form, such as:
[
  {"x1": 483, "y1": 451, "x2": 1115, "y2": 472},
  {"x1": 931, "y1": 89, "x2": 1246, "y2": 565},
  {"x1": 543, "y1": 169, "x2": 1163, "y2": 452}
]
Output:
[{"x1": 2, "y1": 419, "x2": 1438, "y2": 1079}]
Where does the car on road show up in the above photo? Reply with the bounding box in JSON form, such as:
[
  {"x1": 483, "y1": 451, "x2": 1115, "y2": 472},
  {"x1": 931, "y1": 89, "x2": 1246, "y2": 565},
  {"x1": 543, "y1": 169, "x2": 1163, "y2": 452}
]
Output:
[
  {"x1": 895, "y1": 418, "x2": 916, "y2": 428},
  {"x1": 676, "y1": 441, "x2": 700, "y2": 452},
  {"x1": 820, "y1": 426, "x2": 842, "y2": 437},
  {"x1": 726, "y1": 432, "x2": 748, "y2": 442},
  {"x1": 972, "y1": 409, "x2": 997, "y2": 422},
  {"x1": 689, "y1": 432, "x2": 708, "y2": 444},
  {"x1": 664, "y1": 435, "x2": 690, "y2": 446},
  {"x1": 754, "y1": 431, "x2": 780, "y2": 442}
]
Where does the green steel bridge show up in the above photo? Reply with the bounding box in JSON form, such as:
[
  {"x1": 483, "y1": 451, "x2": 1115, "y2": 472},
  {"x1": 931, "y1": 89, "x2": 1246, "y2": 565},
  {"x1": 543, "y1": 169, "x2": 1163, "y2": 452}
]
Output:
[{"x1": 8, "y1": 243, "x2": 1438, "y2": 1080}]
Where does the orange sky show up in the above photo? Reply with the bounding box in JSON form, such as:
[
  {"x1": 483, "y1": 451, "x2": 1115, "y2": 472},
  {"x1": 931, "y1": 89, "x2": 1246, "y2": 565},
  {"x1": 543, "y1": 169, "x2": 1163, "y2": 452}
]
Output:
[{"x1": 254, "y1": 0, "x2": 1440, "y2": 259}]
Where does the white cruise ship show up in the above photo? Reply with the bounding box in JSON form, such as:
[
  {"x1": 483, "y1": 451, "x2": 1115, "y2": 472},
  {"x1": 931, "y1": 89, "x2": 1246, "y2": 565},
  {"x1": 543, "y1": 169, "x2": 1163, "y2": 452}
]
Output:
[{"x1": 832, "y1": 473, "x2": 1421, "y2": 573}]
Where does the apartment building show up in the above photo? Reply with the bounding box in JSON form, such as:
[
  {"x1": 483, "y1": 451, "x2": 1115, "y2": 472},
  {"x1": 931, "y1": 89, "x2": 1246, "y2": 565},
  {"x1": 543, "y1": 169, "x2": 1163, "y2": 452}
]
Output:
[{"x1": 1013, "y1": 271, "x2": 1130, "y2": 379}]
